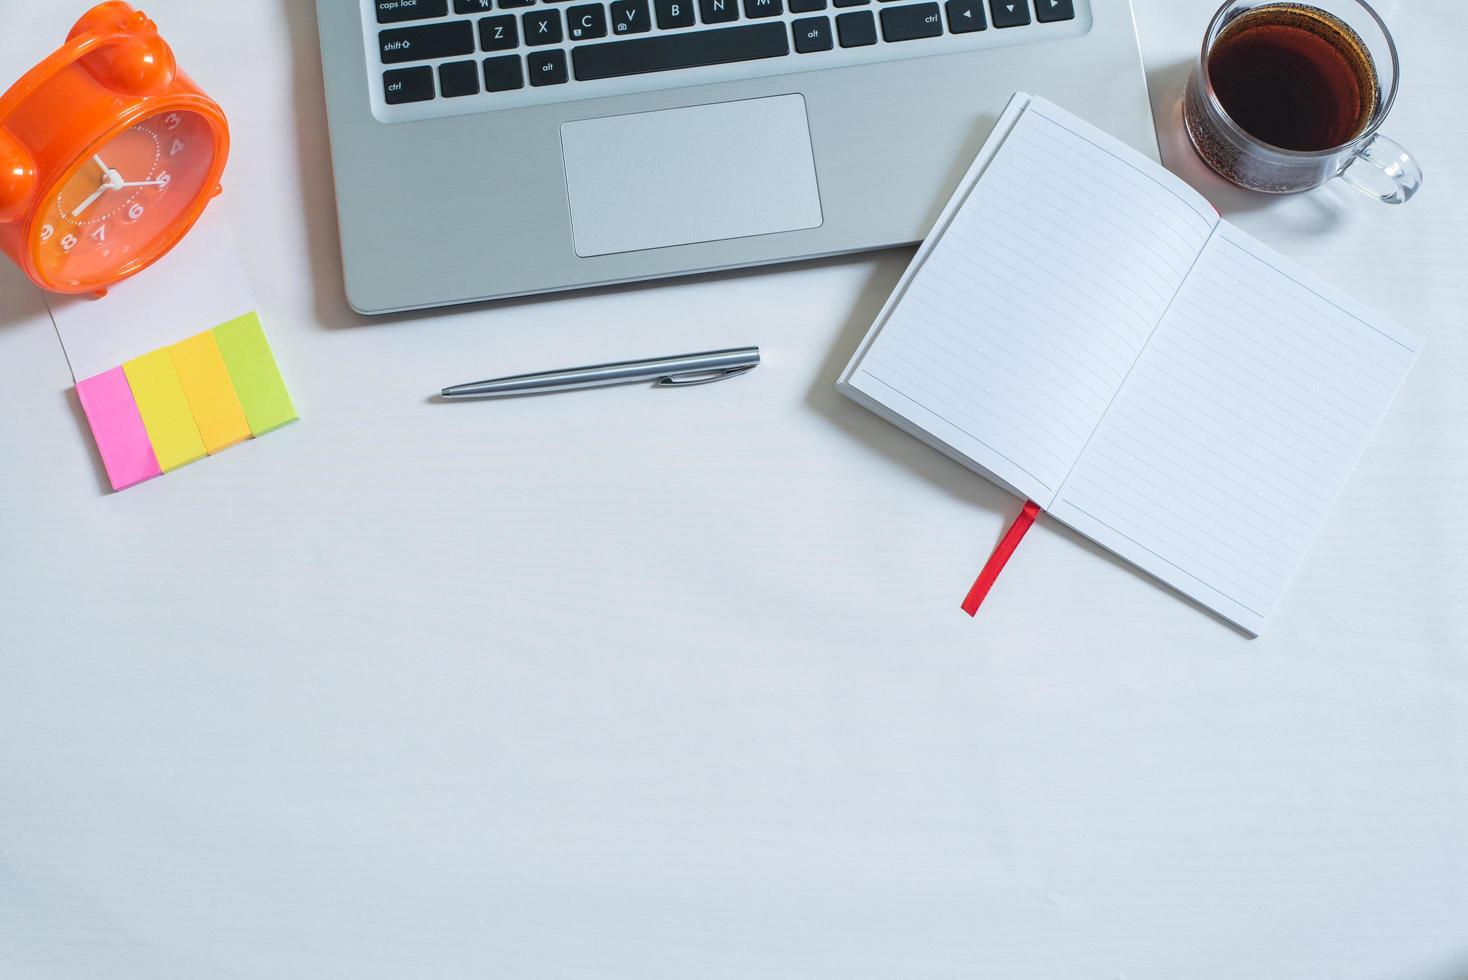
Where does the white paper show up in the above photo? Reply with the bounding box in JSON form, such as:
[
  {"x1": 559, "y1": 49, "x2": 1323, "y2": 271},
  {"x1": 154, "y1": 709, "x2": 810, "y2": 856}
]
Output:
[
  {"x1": 839, "y1": 95, "x2": 1422, "y2": 634},
  {"x1": 46, "y1": 210, "x2": 256, "y2": 382},
  {"x1": 1050, "y1": 224, "x2": 1423, "y2": 634},
  {"x1": 844, "y1": 98, "x2": 1218, "y2": 501}
]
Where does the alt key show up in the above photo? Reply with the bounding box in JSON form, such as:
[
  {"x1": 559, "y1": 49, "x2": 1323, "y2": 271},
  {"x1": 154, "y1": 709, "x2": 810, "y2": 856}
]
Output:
[
  {"x1": 792, "y1": 15, "x2": 834, "y2": 51},
  {"x1": 528, "y1": 49, "x2": 569, "y2": 85}
]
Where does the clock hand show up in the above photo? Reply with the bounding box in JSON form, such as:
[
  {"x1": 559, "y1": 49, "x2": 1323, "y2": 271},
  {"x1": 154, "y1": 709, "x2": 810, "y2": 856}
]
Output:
[
  {"x1": 70, "y1": 184, "x2": 109, "y2": 218},
  {"x1": 93, "y1": 154, "x2": 109, "y2": 173},
  {"x1": 113, "y1": 179, "x2": 170, "y2": 188},
  {"x1": 69, "y1": 168, "x2": 127, "y2": 218}
]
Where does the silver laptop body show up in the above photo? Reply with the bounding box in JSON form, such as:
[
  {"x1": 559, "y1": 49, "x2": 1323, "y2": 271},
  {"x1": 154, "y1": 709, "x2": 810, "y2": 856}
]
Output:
[{"x1": 316, "y1": 0, "x2": 1157, "y2": 313}]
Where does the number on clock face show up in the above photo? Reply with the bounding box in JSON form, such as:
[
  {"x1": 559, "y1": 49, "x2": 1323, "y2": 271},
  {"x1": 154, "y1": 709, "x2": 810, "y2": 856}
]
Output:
[{"x1": 35, "y1": 108, "x2": 217, "y2": 289}]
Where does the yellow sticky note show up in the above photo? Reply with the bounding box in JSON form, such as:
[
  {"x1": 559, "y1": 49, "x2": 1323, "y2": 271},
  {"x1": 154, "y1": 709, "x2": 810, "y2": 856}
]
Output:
[
  {"x1": 169, "y1": 330, "x2": 251, "y2": 454},
  {"x1": 122, "y1": 349, "x2": 206, "y2": 471}
]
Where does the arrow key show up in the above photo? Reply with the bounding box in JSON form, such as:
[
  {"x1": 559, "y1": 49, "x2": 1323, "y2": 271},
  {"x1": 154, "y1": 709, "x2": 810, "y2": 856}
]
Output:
[
  {"x1": 945, "y1": 0, "x2": 985, "y2": 32},
  {"x1": 988, "y1": 0, "x2": 1029, "y2": 27},
  {"x1": 1035, "y1": 0, "x2": 1072, "y2": 21}
]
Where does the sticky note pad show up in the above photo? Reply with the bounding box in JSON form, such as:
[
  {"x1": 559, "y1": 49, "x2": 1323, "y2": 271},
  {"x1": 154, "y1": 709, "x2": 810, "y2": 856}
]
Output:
[
  {"x1": 168, "y1": 330, "x2": 252, "y2": 454},
  {"x1": 211, "y1": 313, "x2": 297, "y2": 436},
  {"x1": 75, "y1": 368, "x2": 162, "y2": 491},
  {"x1": 122, "y1": 349, "x2": 207, "y2": 472}
]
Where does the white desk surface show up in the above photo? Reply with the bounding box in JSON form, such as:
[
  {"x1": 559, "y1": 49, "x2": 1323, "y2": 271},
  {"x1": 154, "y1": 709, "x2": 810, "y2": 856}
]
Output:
[{"x1": 2, "y1": 1, "x2": 1465, "y2": 977}]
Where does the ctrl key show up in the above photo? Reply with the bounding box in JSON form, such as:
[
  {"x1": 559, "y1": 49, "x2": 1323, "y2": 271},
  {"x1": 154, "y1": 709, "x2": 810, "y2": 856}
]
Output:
[{"x1": 383, "y1": 66, "x2": 435, "y2": 104}]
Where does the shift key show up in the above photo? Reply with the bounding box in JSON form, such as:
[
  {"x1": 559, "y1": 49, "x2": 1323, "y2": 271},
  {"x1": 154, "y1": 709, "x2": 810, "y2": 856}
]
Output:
[{"x1": 379, "y1": 20, "x2": 474, "y2": 63}]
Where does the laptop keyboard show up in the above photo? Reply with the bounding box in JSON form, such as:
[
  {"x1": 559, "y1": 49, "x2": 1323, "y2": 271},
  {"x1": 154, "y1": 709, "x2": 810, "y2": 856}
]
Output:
[{"x1": 363, "y1": 0, "x2": 1091, "y2": 122}]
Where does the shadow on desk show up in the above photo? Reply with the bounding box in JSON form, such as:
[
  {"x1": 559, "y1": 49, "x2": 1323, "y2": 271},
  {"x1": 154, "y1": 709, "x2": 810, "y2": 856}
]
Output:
[
  {"x1": 0, "y1": 261, "x2": 48, "y2": 332},
  {"x1": 1146, "y1": 58, "x2": 1355, "y2": 234},
  {"x1": 279, "y1": 0, "x2": 365, "y2": 334}
]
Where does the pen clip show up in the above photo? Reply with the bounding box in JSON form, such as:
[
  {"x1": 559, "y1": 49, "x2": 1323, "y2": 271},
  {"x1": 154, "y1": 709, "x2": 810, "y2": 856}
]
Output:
[{"x1": 655, "y1": 365, "x2": 755, "y2": 388}]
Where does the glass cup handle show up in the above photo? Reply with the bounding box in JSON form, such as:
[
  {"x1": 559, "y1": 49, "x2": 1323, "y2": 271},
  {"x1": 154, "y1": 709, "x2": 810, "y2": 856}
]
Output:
[{"x1": 1339, "y1": 133, "x2": 1422, "y2": 205}]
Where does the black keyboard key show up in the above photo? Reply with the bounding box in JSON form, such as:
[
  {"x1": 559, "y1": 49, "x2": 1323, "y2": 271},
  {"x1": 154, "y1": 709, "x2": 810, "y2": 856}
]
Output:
[
  {"x1": 438, "y1": 59, "x2": 481, "y2": 96},
  {"x1": 988, "y1": 0, "x2": 1029, "y2": 27},
  {"x1": 498, "y1": 0, "x2": 535, "y2": 8},
  {"x1": 655, "y1": 0, "x2": 696, "y2": 27},
  {"x1": 699, "y1": 0, "x2": 740, "y2": 23},
  {"x1": 1035, "y1": 0, "x2": 1072, "y2": 21},
  {"x1": 835, "y1": 10, "x2": 876, "y2": 45},
  {"x1": 479, "y1": 15, "x2": 519, "y2": 49},
  {"x1": 567, "y1": 3, "x2": 608, "y2": 37},
  {"x1": 791, "y1": 15, "x2": 833, "y2": 50},
  {"x1": 744, "y1": 0, "x2": 783, "y2": 16},
  {"x1": 383, "y1": 66, "x2": 435, "y2": 103},
  {"x1": 789, "y1": 0, "x2": 827, "y2": 9},
  {"x1": 483, "y1": 54, "x2": 525, "y2": 90},
  {"x1": 454, "y1": 0, "x2": 492, "y2": 12},
  {"x1": 379, "y1": 21, "x2": 475, "y2": 63},
  {"x1": 945, "y1": 0, "x2": 984, "y2": 31},
  {"x1": 573, "y1": 23, "x2": 788, "y2": 79},
  {"x1": 528, "y1": 48, "x2": 569, "y2": 84},
  {"x1": 880, "y1": 2, "x2": 941, "y2": 39},
  {"x1": 523, "y1": 9, "x2": 563, "y2": 43},
  {"x1": 834, "y1": 0, "x2": 869, "y2": 7},
  {"x1": 611, "y1": 0, "x2": 652, "y2": 34},
  {"x1": 377, "y1": 0, "x2": 447, "y2": 24}
]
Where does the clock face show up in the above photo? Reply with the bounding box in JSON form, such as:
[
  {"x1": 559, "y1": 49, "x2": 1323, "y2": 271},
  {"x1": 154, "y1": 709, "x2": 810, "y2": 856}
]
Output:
[{"x1": 33, "y1": 108, "x2": 217, "y2": 288}]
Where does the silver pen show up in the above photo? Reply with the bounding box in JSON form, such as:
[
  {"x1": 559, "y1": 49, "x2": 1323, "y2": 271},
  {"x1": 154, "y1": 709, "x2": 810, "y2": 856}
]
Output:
[{"x1": 439, "y1": 347, "x2": 760, "y2": 399}]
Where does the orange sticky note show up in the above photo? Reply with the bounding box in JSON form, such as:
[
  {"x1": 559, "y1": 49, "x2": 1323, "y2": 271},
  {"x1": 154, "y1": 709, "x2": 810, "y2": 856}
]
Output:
[{"x1": 168, "y1": 330, "x2": 251, "y2": 454}]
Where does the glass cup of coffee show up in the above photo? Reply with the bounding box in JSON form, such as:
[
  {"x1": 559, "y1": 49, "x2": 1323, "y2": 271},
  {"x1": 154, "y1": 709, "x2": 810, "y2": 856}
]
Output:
[{"x1": 1183, "y1": 0, "x2": 1421, "y2": 203}]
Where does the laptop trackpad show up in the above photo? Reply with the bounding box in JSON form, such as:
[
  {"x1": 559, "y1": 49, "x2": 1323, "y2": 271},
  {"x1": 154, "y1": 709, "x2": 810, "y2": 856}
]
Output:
[{"x1": 560, "y1": 95, "x2": 823, "y2": 258}]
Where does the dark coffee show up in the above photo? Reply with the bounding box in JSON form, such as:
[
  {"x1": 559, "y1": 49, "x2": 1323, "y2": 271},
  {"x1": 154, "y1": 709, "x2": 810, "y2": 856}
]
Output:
[{"x1": 1207, "y1": 4, "x2": 1378, "y2": 151}]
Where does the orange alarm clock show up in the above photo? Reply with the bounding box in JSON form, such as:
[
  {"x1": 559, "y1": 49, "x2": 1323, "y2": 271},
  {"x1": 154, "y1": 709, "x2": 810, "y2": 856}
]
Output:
[{"x1": 0, "y1": 2, "x2": 228, "y2": 295}]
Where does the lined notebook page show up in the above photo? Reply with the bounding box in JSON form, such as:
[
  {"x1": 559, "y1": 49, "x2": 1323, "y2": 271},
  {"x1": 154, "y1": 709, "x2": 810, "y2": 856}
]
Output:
[
  {"x1": 1050, "y1": 224, "x2": 1422, "y2": 634},
  {"x1": 845, "y1": 98, "x2": 1218, "y2": 502}
]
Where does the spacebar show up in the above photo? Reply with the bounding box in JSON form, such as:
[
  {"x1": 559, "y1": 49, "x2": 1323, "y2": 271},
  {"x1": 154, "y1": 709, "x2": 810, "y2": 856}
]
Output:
[{"x1": 572, "y1": 24, "x2": 791, "y2": 81}]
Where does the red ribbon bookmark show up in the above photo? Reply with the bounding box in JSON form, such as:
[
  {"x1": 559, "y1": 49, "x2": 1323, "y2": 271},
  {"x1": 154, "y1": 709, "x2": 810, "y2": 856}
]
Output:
[{"x1": 961, "y1": 499, "x2": 1041, "y2": 617}]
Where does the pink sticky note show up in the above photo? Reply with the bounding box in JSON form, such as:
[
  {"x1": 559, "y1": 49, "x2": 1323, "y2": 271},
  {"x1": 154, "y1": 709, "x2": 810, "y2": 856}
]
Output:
[{"x1": 75, "y1": 367, "x2": 162, "y2": 492}]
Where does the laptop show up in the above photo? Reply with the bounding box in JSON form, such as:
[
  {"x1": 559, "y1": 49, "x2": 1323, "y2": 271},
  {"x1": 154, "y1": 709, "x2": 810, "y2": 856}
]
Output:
[{"x1": 315, "y1": 0, "x2": 1157, "y2": 313}]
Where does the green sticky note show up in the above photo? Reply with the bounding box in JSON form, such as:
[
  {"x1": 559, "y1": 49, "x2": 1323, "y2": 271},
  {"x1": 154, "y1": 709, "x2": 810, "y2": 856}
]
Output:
[{"x1": 211, "y1": 312, "x2": 297, "y2": 436}]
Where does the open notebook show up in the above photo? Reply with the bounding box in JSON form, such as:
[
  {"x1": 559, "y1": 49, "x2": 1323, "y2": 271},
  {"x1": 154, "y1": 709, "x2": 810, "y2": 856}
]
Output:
[{"x1": 838, "y1": 94, "x2": 1422, "y2": 635}]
